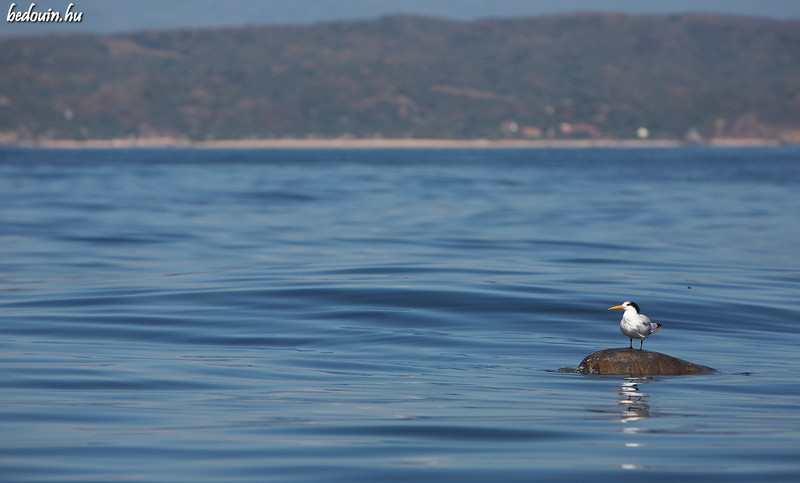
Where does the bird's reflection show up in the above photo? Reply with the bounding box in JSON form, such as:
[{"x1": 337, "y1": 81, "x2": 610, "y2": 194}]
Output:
[
  {"x1": 605, "y1": 376, "x2": 658, "y2": 471},
  {"x1": 614, "y1": 376, "x2": 652, "y2": 423}
]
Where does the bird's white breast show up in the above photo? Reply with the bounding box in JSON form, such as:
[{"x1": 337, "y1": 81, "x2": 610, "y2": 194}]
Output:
[{"x1": 619, "y1": 308, "x2": 652, "y2": 339}]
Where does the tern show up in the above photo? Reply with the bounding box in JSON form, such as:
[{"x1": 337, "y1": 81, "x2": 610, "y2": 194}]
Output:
[{"x1": 608, "y1": 301, "x2": 662, "y2": 350}]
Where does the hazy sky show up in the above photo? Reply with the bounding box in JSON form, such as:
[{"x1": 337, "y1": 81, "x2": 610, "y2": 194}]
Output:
[{"x1": 3, "y1": 0, "x2": 798, "y2": 35}]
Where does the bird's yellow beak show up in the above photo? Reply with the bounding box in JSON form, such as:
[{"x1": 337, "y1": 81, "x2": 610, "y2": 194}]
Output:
[{"x1": 608, "y1": 305, "x2": 625, "y2": 310}]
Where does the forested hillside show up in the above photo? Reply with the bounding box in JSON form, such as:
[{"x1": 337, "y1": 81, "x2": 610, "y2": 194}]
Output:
[{"x1": 2, "y1": 13, "x2": 799, "y2": 142}]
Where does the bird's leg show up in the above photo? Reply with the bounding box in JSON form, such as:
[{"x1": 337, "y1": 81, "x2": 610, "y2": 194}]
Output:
[
  {"x1": 629, "y1": 338, "x2": 633, "y2": 349},
  {"x1": 639, "y1": 340, "x2": 644, "y2": 350}
]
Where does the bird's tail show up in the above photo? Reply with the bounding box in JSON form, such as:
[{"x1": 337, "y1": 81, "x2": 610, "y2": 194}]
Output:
[{"x1": 651, "y1": 322, "x2": 663, "y2": 334}]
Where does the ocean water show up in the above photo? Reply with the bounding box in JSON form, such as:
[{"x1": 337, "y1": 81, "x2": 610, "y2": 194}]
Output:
[{"x1": 1, "y1": 146, "x2": 799, "y2": 482}]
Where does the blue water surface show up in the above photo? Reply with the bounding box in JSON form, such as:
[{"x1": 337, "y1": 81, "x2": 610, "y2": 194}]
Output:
[{"x1": 1, "y1": 146, "x2": 799, "y2": 482}]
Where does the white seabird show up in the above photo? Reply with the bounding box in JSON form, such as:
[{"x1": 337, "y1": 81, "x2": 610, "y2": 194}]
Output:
[{"x1": 608, "y1": 301, "x2": 662, "y2": 350}]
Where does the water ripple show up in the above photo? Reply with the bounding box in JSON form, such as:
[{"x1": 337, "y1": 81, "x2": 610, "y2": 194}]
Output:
[{"x1": 1, "y1": 147, "x2": 799, "y2": 482}]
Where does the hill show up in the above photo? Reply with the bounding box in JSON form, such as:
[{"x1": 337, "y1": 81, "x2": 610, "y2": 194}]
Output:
[{"x1": 1, "y1": 13, "x2": 799, "y2": 143}]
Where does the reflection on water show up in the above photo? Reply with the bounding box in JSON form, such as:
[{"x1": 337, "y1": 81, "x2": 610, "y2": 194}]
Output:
[
  {"x1": 615, "y1": 377, "x2": 653, "y2": 471},
  {"x1": 615, "y1": 377, "x2": 653, "y2": 423}
]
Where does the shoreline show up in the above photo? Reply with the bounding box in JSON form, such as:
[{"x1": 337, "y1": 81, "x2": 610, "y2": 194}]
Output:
[{"x1": 0, "y1": 137, "x2": 789, "y2": 149}]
